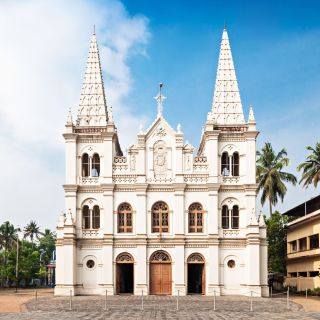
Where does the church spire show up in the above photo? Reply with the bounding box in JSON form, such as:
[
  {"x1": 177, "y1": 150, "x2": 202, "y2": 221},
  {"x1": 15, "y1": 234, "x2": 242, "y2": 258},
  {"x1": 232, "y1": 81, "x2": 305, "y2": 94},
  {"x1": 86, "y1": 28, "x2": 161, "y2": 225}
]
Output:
[
  {"x1": 76, "y1": 30, "x2": 108, "y2": 127},
  {"x1": 210, "y1": 27, "x2": 245, "y2": 125}
]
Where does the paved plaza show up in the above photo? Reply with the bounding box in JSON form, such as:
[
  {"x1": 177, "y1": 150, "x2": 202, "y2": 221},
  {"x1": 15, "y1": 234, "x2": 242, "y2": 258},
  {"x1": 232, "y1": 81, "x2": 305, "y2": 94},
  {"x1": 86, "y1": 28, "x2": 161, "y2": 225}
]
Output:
[{"x1": 0, "y1": 295, "x2": 320, "y2": 320}]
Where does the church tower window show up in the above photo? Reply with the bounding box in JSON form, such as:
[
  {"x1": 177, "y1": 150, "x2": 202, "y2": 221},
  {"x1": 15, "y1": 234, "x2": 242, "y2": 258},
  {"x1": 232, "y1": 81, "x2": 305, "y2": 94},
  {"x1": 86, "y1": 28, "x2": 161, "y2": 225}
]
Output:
[
  {"x1": 222, "y1": 205, "x2": 229, "y2": 229},
  {"x1": 188, "y1": 203, "x2": 203, "y2": 233},
  {"x1": 231, "y1": 205, "x2": 239, "y2": 229},
  {"x1": 82, "y1": 205, "x2": 90, "y2": 229},
  {"x1": 118, "y1": 203, "x2": 133, "y2": 233},
  {"x1": 231, "y1": 152, "x2": 239, "y2": 176},
  {"x1": 91, "y1": 153, "x2": 100, "y2": 177},
  {"x1": 82, "y1": 153, "x2": 90, "y2": 177},
  {"x1": 92, "y1": 205, "x2": 100, "y2": 229},
  {"x1": 221, "y1": 152, "x2": 230, "y2": 176},
  {"x1": 152, "y1": 201, "x2": 169, "y2": 233}
]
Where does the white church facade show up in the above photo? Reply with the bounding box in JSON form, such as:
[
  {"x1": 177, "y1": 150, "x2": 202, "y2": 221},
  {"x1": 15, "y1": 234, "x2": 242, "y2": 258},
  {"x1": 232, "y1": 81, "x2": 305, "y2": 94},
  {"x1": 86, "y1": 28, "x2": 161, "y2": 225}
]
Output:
[{"x1": 55, "y1": 27, "x2": 268, "y2": 297}]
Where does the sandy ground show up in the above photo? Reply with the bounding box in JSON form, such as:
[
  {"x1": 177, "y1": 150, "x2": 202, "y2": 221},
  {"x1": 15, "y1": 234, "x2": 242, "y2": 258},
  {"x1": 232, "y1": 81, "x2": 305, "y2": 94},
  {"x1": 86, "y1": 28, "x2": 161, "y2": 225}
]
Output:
[
  {"x1": 0, "y1": 289, "x2": 53, "y2": 313},
  {"x1": 289, "y1": 296, "x2": 320, "y2": 312}
]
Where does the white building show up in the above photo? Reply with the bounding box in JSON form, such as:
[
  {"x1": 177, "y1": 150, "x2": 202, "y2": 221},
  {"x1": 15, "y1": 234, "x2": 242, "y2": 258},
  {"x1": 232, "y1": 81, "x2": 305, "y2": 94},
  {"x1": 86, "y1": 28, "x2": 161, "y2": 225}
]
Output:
[{"x1": 55, "y1": 27, "x2": 268, "y2": 297}]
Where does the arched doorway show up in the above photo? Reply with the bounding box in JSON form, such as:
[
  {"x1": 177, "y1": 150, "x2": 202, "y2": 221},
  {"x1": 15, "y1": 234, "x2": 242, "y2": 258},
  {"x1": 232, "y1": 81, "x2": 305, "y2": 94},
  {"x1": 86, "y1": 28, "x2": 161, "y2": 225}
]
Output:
[
  {"x1": 116, "y1": 253, "x2": 134, "y2": 294},
  {"x1": 149, "y1": 250, "x2": 172, "y2": 295},
  {"x1": 187, "y1": 253, "x2": 205, "y2": 294}
]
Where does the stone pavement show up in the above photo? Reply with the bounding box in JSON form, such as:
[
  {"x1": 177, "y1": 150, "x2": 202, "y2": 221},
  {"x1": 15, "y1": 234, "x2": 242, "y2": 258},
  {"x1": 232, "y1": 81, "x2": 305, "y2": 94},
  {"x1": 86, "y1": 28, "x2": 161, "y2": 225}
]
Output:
[{"x1": 0, "y1": 295, "x2": 320, "y2": 319}]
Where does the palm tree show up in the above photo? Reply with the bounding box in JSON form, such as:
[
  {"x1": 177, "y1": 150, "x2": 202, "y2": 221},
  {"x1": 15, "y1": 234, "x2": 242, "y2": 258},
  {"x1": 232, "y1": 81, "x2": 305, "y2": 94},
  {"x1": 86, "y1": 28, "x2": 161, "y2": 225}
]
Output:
[
  {"x1": 0, "y1": 221, "x2": 20, "y2": 285},
  {"x1": 256, "y1": 142, "x2": 297, "y2": 216},
  {"x1": 297, "y1": 143, "x2": 320, "y2": 188},
  {"x1": 23, "y1": 220, "x2": 41, "y2": 248}
]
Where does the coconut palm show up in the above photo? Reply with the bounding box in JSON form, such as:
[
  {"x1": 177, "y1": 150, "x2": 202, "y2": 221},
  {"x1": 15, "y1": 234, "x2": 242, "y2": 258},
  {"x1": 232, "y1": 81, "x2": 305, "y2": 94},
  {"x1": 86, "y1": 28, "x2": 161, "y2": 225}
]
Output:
[
  {"x1": 23, "y1": 220, "x2": 41, "y2": 248},
  {"x1": 297, "y1": 143, "x2": 320, "y2": 188},
  {"x1": 0, "y1": 221, "x2": 20, "y2": 285},
  {"x1": 256, "y1": 142, "x2": 297, "y2": 216}
]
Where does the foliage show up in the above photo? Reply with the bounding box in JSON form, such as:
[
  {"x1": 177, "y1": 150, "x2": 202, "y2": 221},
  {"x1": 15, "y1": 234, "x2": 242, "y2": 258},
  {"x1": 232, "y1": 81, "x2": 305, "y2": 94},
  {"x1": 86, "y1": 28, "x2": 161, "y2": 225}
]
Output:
[
  {"x1": 23, "y1": 220, "x2": 42, "y2": 246},
  {"x1": 0, "y1": 220, "x2": 55, "y2": 288},
  {"x1": 265, "y1": 211, "x2": 289, "y2": 274},
  {"x1": 297, "y1": 142, "x2": 320, "y2": 188},
  {"x1": 256, "y1": 142, "x2": 297, "y2": 216}
]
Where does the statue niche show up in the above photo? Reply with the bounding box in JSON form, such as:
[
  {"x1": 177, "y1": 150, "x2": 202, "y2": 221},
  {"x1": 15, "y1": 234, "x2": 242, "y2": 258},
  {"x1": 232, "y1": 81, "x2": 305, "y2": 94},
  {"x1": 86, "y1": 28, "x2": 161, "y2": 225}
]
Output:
[{"x1": 153, "y1": 140, "x2": 167, "y2": 177}]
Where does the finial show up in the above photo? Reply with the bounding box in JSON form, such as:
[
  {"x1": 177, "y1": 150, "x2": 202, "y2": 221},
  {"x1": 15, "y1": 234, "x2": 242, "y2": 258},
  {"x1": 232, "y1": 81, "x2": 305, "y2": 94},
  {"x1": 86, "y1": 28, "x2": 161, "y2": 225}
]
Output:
[
  {"x1": 248, "y1": 104, "x2": 255, "y2": 123},
  {"x1": 224, "y1": 20, "x2": 227, "y2": 30},
  {"x1": 139, "y1": 123, "x2": 144, "y2": 134},
  {"x1": 66, "y1": 108, "x2": 73, "y2": 125},
  {"x1": 93, "y1": 24, "x2": 96, "y2": 35},
  {"x1": 154, "y1": 82, "x2": 166, "y2": 117},
  {"x1": 177, "y1": 123, "x2": 182, "y2": 133},
  {"x1": 108, "y1": 106, "x2": 114, "y2": 123}
]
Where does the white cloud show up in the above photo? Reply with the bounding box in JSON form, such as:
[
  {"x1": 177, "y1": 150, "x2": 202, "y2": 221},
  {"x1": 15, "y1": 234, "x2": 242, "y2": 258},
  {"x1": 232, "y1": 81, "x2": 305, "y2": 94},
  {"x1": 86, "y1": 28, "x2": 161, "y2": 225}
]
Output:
[{"x1": 0, "y1": 0, "x2": 150, "y2": 229}]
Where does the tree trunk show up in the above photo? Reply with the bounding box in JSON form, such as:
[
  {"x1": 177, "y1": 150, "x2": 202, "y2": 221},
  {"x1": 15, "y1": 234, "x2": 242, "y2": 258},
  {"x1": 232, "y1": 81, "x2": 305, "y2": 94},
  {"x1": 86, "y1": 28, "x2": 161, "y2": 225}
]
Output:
[{"x1": 269, "y1": 198, "x2": 273, "y2": 217}]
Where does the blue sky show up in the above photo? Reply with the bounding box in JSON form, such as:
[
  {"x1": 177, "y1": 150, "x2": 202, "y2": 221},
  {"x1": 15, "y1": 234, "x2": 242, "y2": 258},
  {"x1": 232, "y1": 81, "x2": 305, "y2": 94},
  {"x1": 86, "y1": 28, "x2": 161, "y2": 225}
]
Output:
[{"x1": 0, "y1": 0, "x2": 319, "y2": 229}]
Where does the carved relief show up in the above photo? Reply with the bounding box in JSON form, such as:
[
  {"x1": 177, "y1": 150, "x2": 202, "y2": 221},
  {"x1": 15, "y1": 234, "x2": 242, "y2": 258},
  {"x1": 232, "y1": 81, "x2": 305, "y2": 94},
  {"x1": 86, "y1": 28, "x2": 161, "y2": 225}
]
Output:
[
  {"x1": 153, "y1": 140, "x2": 167, "y2": 177},
  {"x1": 153, "y1": 126, "x2": 166, "y2": 137}
]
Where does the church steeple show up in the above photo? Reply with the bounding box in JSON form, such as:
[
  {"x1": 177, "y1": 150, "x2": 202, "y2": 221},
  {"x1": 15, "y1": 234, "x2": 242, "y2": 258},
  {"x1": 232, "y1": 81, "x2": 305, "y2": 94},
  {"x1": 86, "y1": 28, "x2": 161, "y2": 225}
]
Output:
[
  {"x1": 76, "y1": 30, "x2": 109, "y2": 127},
  {"x1": 210, "y1": 27, "x2": 245, "y2": 125}
]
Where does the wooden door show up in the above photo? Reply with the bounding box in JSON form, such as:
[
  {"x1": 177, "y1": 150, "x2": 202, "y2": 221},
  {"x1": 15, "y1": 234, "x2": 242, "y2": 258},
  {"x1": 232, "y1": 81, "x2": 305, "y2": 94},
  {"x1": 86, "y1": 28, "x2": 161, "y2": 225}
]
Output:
[{"x1": 150, "y1": 263, "x2": 171, "y2": 295}]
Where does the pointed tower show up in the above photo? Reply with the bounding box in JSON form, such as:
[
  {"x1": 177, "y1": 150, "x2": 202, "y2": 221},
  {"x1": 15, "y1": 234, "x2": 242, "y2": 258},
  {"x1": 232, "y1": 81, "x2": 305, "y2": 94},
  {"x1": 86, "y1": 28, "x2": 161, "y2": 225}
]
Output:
[
  {"x1": 210, "y1": 27, "x2": 245, "y2": 125},
  {"x1": 76, "y1": 30, "x2": 109, "y2": 127}
]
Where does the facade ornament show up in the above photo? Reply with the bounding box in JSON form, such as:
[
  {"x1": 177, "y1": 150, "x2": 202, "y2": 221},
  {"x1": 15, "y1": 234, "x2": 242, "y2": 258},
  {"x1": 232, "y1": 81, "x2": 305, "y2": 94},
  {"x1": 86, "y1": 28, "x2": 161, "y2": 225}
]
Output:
[
  {"x1": 177, "y1": 123, "x2": 182, "y2": 134},
  {"x1": 66, "y1": 108, "x2": 73, "y2": 125},
  {"x1": 258, "y1": 211, "x2": 266, "y2": 227},
  {"x1": 130, "y1": 155, "x2": 136, "y2": 171},
  {"x1": 58, "y1": 211, "x2": 65, "y2": 227},
  {"x1": 248, "y1": 104, "x2": 255, "y2": 123},
  {"x1": 153, "y1": 140, "x2": 167, "y2": 177},
  {"x1": 153, "y1": 126, "x2": 166, "y2": 137},
  {"x1": 154, "y1": 83, "x2": 166, "y2": 118},
  {"x1": 249, "y1": 208, "x2": 258, "y2": 225},
  {"x1": 65, "y1": 209, "x2": 74, "y2": 226}
]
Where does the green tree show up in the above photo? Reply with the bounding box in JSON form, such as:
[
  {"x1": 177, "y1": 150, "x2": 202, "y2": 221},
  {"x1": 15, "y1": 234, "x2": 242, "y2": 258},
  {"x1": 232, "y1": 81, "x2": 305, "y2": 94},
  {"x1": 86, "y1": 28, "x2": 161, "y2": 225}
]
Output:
[
  {"x1": 256, "y1": 142, "x2": 297, "y2": 216},
  {"x1": 23, "y1": 220, "x2": 41, "y2": 248},
  {"x1": 265, "y1": 211, "x2": 289, "y2": 274},
  {"x1": 0, "y1": 221, "x2": 20, "y2": 286},
  {"x1": 297, "y1": 142, "x2": 320, "y2": 188}
]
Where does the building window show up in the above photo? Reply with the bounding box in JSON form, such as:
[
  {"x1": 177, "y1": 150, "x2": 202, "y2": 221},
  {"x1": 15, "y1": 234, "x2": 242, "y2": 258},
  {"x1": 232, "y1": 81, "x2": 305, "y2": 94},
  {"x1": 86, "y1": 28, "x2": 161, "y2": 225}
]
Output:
[
  {"x1": 91, "y1": 153, "x2": 100, "y2": 177},
  {"x1": 289, "y1": 272, "x2": 297, "y2": 277},
  {"x1": 291, "y1": 240, "x2": 297, "y2": 252},
  {"x1": 222, "y1": 205, "x2": 229, "y2": 229},
  {"x1": 118, "y1": 203, "x2": 133, "y2": 233},
  {"x1": 231, "y1": 152, "x2": 239, "y2": 176},
  {"x1": 310, "y1": 271, "x2": 319, "y2": 277},
  {"x1": 221, "y1": 152, "x2": 229, "y2": 176},
  {"x1": 299, "y1": 237, "x2": 307, "y2": 251},
  {"x1": 231, "y1": 205, "x2": 239, "y2": 229},
  {"x1": 82, "y1": 205, "x2": 90, "y2": 229},
  {"x1": 86, "y1": 260, "x2": 95, "y2": 269},
  {"x1": 82, "y1": 153, "x2": 90, "y2": 177},
  {"x1": 188, "y1": 203, "x2": 203, "y2": 233},
  {"x1": 92, "y1": 205, "x2": 100, "y2": 229},
  {"x1": 227, "y1": 260, "x2": 236, "y2": 268},
  {"x1": 152, "y1": 201, "x2": 169, "y2": 233},
  {"x1": 298, "y1": 272, "x2": 308, "y2": 277},
  {"x1": 309, "y1": 234, "x2": 319, "y2": 250}
]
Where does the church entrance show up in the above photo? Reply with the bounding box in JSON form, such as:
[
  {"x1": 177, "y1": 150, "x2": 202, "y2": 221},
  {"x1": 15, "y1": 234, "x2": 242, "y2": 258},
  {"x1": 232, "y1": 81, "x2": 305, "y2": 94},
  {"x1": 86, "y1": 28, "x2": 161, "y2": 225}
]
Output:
[
  {"x1": 116, "y1": 253, "x2": 134, "y2": 294},
  {"x1": 187, "y1": 253, "x2": 205, "y2": 295},
  {"x1": 149, "y1": 250, "x2": 172, "y2": 295}
]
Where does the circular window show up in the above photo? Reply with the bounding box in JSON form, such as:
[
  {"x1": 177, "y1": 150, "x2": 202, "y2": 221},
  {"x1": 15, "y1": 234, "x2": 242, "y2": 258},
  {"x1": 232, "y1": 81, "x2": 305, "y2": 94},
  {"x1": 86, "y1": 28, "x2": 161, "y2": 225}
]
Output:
[
  {"x1": 227, "y1": 260, "x2": 236, "y2": 269},
  {"x1": 86, "y1": 260, "x2": 95, "y2": 269}
]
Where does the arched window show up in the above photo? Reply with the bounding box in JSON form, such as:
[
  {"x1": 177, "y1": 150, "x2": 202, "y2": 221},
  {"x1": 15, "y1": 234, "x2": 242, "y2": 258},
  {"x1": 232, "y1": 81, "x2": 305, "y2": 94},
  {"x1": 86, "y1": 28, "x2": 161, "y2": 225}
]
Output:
[
  {"x1": 188, "y1": 203, "x2": 203, "y2": 233},
  {"x1": 82, "y1": 153, "x2": 90, "y2": 177},
  {"x1": 92, "y1": 205, "x2": 100, "y2": 229},
  {"x1": 222, "y1": 205, "x2": 229, "y2": 229},
  {"x1": 92, "y1": 153, "x2": 100, "y2": 177},
  {"x1": 118, "y1": 203, "x2": 133, "y2": 233},
  {"x1": 231, "y1": 205, "x2": 239, "y2": 229},
  {"x1": 82, "y1": 205, "x2": 90, "y2": 229},
  {"x1": 221, "y1": 152, "x2": 230, "y2": 176},
  {"x1": 232, "y1": 152, "x2": 239, "y2": 176},
  {"x1": 152, "y1": 202, "x2": 169, "y2": 233}
]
